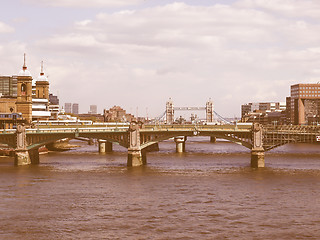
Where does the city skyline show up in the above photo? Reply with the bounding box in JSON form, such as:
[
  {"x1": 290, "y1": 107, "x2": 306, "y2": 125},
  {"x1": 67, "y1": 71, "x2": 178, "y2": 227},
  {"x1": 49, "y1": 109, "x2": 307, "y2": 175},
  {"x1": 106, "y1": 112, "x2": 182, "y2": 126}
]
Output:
[{"x1": 1, "y1": 0, "x2": 320, "y2": 117}]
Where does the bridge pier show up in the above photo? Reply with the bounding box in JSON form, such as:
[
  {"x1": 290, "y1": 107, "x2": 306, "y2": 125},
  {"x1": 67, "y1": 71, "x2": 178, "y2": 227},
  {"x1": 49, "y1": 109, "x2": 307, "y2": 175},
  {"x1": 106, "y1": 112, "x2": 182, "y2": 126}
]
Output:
[
  {"x1": 251, "y1": 123, "x2": 265, "y2": 168},
  {"x1": 14, "y1": 149, "x2": 31, "y2": 166},
  {"x1": 98, "y1": 140, "x2": 106, "y2": 153},
  {"x1": 99, "y1": 140, "x2": 113, "y2": 153},
  {"x1": 29, "y1": 148, "x2": 40, "y2": 164},
  {"x1": 14, "y1": 124, "x2": 31, "y2": 166},
  {"x1": 128, "y1": 149, "x2": 144, "y2": 167},
  {"x1": 175, "y1": 136, "x2": 186, "y2": 153},
  {"x1": 210, "y1": 136, "x2": 217, "y2": 143},
  {"x1": 127, "y1": 119, "x2": 146, "y2": 167},
  {"x1": 251, "y1": 150, "x2": 265, "y2": 168}
]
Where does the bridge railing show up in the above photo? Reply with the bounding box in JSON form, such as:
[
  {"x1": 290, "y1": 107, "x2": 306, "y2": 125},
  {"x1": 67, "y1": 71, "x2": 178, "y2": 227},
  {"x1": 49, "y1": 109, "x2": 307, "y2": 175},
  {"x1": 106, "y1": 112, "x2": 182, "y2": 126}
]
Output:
[{"x1": 25, "y1": 127, "x2": 129, "y2": 134}]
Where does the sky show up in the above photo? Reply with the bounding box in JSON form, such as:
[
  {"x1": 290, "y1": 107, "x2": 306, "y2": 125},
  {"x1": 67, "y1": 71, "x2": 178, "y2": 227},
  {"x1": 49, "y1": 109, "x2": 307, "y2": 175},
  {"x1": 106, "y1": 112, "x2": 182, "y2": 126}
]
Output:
[{"x1": 1, "y1": 0, "x2": 320, "y2": 118}]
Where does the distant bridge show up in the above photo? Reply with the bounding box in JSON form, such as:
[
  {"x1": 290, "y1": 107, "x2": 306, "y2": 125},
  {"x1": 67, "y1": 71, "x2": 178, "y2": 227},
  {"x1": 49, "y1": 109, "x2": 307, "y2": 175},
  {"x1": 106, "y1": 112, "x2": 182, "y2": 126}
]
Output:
[{"x1": 1, "y1": 123, "x2": 320, "y2": 168}]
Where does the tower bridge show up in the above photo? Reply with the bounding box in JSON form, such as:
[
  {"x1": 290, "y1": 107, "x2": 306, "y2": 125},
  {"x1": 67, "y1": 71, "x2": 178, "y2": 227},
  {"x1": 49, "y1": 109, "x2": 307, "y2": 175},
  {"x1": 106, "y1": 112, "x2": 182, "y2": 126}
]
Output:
[
  {"x1": 164, "y1": 98, "x2": 230, "y2": 124},
  {"x1": 1, "y1": 123, "x2": 320, "y2": 168}
]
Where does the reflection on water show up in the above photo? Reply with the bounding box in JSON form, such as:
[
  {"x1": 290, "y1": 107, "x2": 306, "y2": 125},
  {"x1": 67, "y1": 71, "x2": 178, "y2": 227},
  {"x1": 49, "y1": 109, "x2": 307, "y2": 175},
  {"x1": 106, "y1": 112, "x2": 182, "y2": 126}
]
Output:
[{"x1": 0, "y1": 138, "x2": 320, "y2": 239}]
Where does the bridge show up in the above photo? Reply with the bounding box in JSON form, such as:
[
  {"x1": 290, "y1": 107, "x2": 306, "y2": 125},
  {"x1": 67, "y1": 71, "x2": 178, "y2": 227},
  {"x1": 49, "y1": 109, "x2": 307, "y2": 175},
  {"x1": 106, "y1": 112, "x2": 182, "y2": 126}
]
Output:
[{"x1": 1, "y1": 122, "x2": 320, "y2": 168}]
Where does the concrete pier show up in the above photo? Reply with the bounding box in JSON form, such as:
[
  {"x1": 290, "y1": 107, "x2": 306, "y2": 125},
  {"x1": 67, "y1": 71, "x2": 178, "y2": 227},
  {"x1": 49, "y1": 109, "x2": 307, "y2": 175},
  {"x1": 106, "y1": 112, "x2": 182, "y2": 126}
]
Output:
[
  {"x1": 127, "y1": 149, "x2": 143, "y2": 167},
  {"x1": 29, "y1": 148, "x2": 40, "y2": 164},
  {"x1": 174, "y1": 136, "x2": 186, "y2": 153},
  {"x1": 99, "y1": 140, "x2": 113, "y2": 154},
  {"x1": 251, "y1": 150, "x2": 265, "y2": 168},
  {"x1": 98, "y1": 140, "x2": 106, "y2": 154},
  {"x1": 14, "y1": 149, "x2": 31, "y2": 166},
  {"x1": 251, "y1": 123, "x2": 265, "y2": 168},
  {"x1": 106, "y1": 141, "x2": 113, "y2": 152}
]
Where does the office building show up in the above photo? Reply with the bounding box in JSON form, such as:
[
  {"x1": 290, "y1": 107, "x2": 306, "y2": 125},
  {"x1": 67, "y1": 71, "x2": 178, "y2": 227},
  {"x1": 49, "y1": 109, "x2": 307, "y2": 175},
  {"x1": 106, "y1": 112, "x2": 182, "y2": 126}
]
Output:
[
  {"x1": 72, "y1": 103, "x2": 79, "y2": 115},
  {"x1": 65, "y1": 103, "x2": 72, "y2": 114},
  {"x1": 287, "y1": 83, "x2": 320, "y2": 125},
  {"x1": 89, "y1": 105, "x2": 97, "y2": 114}
]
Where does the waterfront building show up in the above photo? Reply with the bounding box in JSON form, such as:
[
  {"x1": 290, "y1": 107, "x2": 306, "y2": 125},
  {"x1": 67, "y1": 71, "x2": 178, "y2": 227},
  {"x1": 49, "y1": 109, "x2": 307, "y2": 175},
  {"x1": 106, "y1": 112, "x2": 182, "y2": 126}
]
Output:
[
  {"x1": 287, "y1": 83, "x2": 320, "y2": 125},
  {"x1": 0, "y1": 54, "x2": 56, "y2": 126},
  {"x1": 241, "y1": 102, "x2": 286, "y2": 124},
  {"x1": 103, "y1": 106, "x2": 134, "y2": 122}
]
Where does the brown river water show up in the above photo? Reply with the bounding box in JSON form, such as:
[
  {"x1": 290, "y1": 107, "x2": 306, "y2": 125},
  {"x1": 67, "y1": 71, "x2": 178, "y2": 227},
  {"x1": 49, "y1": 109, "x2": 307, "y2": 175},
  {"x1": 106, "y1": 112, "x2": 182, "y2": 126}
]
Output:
[{"x1": 1, "y1": 137, "x2": 320, "y2": 239}]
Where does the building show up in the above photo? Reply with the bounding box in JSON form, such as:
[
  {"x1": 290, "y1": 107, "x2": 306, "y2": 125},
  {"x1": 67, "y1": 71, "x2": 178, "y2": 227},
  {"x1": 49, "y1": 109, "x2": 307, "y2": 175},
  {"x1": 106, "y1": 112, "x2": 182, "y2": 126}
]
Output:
[
  {"x1": 89, "y1": 105, "x2": 97, "y2": 114},
  {"x1": 0, "y1": 76, "x2": 17, "y2": 97},
  {"x1": 0, "y1": 54, "x2": 53, "y2": 126},
  {"x1": 241, "y1": 102, "x2": 286, "y2": 118},
  {"x1": 72, "y1": 103, "x2": 79, "y2": 115},
  {"x1": 241, "y1": 102, "x2": 286, "y2": 125},
  {"x1": 64, "y1": 103, "x2": 72, "y2": 114},
  {"x1": 103, "y1": 106, "x2": 134, "y2": 122},
  {"x1": 287, "y1": 83, "x2": 320, "y2": 125},
  {"x1": 32, "y1": 61, "x2": 51, "y2": 121},
  {"x1": 49, "y1": 93, "x2": 59, "y2": 105}
]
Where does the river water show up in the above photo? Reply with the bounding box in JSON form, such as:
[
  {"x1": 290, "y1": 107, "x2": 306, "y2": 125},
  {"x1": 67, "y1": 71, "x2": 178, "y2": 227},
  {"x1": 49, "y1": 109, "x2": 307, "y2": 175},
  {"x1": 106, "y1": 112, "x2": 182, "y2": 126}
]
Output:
[{"x1": 1, "y1": 137, "x2": 320, "y2": 239}]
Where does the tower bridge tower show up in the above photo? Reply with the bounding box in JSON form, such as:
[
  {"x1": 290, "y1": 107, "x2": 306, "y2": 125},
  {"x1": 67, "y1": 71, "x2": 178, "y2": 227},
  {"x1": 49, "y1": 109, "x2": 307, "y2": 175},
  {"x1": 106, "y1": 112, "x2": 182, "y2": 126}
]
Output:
[
  {"x1": 206, "y1": 99, "x2": 214, "y2": 123},
  {"x1": 166, "y1": 98, "x2": 174, "y2": 124}
]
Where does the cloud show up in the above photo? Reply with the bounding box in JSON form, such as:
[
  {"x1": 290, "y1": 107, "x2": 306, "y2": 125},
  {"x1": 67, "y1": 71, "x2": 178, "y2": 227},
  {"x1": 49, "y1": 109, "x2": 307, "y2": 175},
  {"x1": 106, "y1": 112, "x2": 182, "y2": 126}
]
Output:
[
  {"x1": 23, "y1": 0, "x2": 145, "y2": 8},
  {"x1": 236, "y1": 0, "x2": 320, "y2": 19},
  {"x1": 17, "y1": 1, "x2": 320, "y2": 116},
  {"x1": 0, "y1": 22, "x2": 14, "y2": 33}
]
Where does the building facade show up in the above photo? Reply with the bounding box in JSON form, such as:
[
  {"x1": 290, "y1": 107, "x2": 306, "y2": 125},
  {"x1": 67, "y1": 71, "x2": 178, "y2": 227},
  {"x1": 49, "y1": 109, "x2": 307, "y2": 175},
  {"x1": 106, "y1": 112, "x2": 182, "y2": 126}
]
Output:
[
  {"x1": 0, "y1": 76, "x2": 17, "y2": 97},
  {"x1": 287, "y1": 83, "x2": 320, "y2": 125},
  {"x1": 72, "y1": 103, "x2": 79, "y2": 115},
  {"x1": 64, "y1": 103, "x2": 72, "y2": 114},
  {"x1": 241, "y1": 102, "x2": 286, "y2": 124},
  {"x1": 89, "y1": 105, "x2": 97, "y2": 114}
]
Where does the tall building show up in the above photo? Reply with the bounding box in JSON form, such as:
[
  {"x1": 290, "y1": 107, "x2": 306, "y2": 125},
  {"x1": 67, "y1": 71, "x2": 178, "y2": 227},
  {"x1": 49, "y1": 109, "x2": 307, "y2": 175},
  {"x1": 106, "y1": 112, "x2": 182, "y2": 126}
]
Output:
[
  {"x1": 89, "y1": 105, "x2": 97, "y2": 114},
  {"x1": 0, "y1": 76, "x2": 17, "y2": 97},
  {"x1": 72, "y1": 103, "x2": 79, "y2": 115},
  {"x1": 287, "y1": 83, "x2": 320, "y2": 125},
  {"x1": 65, "y1": 103, "x2": 72, "y2": 114}
]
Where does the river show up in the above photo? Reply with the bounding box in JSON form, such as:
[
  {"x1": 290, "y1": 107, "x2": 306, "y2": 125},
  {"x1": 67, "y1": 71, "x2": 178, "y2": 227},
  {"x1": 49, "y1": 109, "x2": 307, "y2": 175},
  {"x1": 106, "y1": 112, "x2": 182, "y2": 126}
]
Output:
[{"x1": 0, "y1": 137, "x2": 320, "y2": 239}]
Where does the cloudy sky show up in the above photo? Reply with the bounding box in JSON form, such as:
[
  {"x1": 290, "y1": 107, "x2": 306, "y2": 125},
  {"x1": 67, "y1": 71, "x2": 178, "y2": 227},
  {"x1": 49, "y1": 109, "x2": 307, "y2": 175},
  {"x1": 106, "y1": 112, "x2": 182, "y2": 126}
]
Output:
[{"x1": 1, "y1": 0, "x2": 320, "y2": 118}]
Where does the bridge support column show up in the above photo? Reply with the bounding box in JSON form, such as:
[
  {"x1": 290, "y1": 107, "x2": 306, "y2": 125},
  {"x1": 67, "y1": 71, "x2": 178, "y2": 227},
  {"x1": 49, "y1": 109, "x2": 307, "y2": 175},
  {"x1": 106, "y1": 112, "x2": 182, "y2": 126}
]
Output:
[
  {"x1": 210, "y1": 136, "x2": 217, "y2": 143},
  {"x1": 29, "y1": 148, "x2": 40, "y2": 164},
  {"x1": 175, "y1": 136, "x2": 186, "y2": 153},
  {"x1": 99, "y1": 140, "x2": 113, "y2": 153},
  {"x1": 127, "y1": 120, "x2": 145, "y2": 167},
  {"x1": 14, "y1": 149, "x2": 31, "y2": 166},
  {"x1": 251, "y1": 123, "x2": 265, "y2": 168},
  {"x1": 106, "y1": 141, "x2": 113, "y2": 152},
  {"x1": 98, "y1": 140, "x2": 106, "y2": 154},
  {"x1": 14, "y1": 124, "x2": 31, "y2": 166},
  {"x1": 128, "y1": 149, "x2": 143, "y2": 167},
  {"x1": 251, "y1": 150, "x2": 265, "y2": 168}
]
